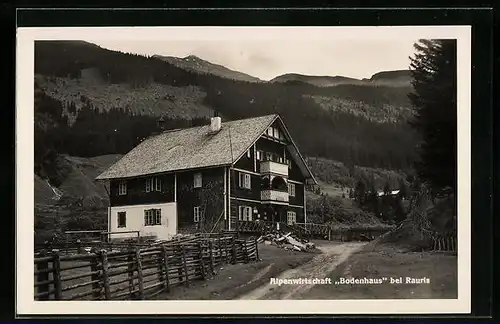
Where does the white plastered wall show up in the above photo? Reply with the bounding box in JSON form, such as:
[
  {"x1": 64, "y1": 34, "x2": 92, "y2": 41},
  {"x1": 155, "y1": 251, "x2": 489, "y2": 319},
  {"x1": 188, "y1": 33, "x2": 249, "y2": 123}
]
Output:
[{"x1": 109, "y1": 203, "x2": 177, "y2": 241}]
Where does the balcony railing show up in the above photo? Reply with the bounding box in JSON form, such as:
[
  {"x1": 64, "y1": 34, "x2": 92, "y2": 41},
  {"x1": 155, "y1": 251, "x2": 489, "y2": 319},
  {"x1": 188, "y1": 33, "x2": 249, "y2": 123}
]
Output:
[
  {"x1": 260, "y1": 161, "x2": 288, "y2": 176},
  {"x1": 261, "y1": 189, "x2": 289, "y2": 203}
]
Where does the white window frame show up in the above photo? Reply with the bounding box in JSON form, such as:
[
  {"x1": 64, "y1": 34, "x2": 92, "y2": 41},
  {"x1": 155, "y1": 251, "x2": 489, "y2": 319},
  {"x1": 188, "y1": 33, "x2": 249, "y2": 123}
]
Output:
[
  {"x1": 144, "y1": 209, "x2": 161, "y2": 226},
  {"x1": 145, "y1": 178, "x2": 152, "y2": 192},
  {"x1": 154, "y1": 177, "x2": 162, "y2": 191},
  {"x1": 288, "y1": 183, "x2": 296, "y2": 197},
  {"x1": 118, "y1": 181, "x2": 127, "y2": 195},
  {"x1": 238, "y1": 206, "x2": 253, "y2": 221},
  {"x1": 117, "y1": 211, "x2": 126, "y2": 228},
  {"x1": 256, "y1": 150, "x2": 261, "y2": 161},
  {"x1": 247, "y1": 149, "x2": 251, "y2": 158},
  {"x1": 267, "y1": 127, "x2": 273, "y2": 136},
  {"x1": 287, "y1": 211, "x2": 296, "y2": 225},
  {"x1": 239, "y1": 172, "x2": 251, "y2": 189},
  {"x1": 274, "y1": 127, "x2": 280, "y2": 139},
  {"x1": 193, "y1": 173, "x2": 202, "y2": 188},
  {"x1": 193, "y1": 206, "x2": 200, "y2": 222}
]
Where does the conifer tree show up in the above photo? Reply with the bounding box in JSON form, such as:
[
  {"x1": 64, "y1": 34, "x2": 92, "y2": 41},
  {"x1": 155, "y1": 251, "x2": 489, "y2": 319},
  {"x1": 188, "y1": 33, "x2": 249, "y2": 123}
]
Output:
[{"x1": 408, "y1": 39, "x2": 457, "y2": 193}]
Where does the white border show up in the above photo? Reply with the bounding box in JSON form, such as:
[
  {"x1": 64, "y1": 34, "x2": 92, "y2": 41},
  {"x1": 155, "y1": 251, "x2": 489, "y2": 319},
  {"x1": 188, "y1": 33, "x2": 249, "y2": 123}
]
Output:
[{"x1": 17, "y1": 26, "x2": 471, "y2": 315}]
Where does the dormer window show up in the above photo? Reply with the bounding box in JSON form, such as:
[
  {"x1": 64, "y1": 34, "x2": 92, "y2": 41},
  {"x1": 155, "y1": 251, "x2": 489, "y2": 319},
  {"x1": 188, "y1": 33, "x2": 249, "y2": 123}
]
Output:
[
  {"x1": 118, "y1": 181, "x2": 127, "y2": 195},
  {"x1": 194, "y1": 173, "x2": 202, "y2": 188}
]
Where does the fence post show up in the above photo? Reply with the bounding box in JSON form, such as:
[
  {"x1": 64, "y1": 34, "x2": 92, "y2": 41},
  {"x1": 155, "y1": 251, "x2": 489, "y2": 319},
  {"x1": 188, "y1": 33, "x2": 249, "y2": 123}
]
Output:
[
  {"x1": 182, "y1": 245, "x2": 189, "y2": 286},
  {"x1": 100, "y1": 250, "x2": 111, "y2": 300},
  {"x1": 135, "y1": 248, "x2": 145, "y2": 300},
  {"x1": 161, "y1": 245, "x2": 170, "y2": 292},
  {"x1": 231, "y1": 237, "x2": 236, "y2": 264},
  {"x1": 52, "y1": 251, "x2": 62, "y2": 300},
  {"x1": 244, "y1": 239, "x2": 249, "y2": 263},
  {"x1": 35, "y1": 252, "x2": 50, "y2": 300},
  {"x1": 198, "y1": 241, "x2": 205, "y2": 279},
  {"x1": 209, "y1": 241, "x2": 214, "y2": 274},
  {"x1": 127, "y1": 249, "x2": 136, "y2": 298},
  {"x1": 254, "y1": 237, "x2": 259, "y2": 261},
  {"x1": 90, "y1": 252, "x2": 101, "y2": 300}
]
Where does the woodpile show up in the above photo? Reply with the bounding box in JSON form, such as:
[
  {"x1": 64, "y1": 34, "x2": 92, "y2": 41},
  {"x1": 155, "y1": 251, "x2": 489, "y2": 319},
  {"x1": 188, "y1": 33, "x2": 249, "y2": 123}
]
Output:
[{"x1": 257, "y1": 231, "x2": 316, "y2": 252}]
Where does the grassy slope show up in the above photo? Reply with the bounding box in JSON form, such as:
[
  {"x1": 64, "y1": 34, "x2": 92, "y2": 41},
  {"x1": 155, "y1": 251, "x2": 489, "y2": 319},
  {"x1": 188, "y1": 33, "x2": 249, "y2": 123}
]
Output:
[{"x1": 36, "y1": 74, "x2": 213, "y2": 123}]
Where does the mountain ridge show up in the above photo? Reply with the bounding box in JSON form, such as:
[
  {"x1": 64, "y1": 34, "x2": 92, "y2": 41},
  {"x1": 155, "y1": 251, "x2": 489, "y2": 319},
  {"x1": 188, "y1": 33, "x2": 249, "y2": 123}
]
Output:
[{"x1": 153, "y1": 54, "x2": 264, "y2": 83}]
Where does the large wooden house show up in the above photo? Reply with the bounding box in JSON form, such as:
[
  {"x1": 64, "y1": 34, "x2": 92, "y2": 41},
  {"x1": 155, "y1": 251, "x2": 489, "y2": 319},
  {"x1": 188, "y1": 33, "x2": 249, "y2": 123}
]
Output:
[{"x1": 96, "y1": 114, "x2": 317, "y2": 240}]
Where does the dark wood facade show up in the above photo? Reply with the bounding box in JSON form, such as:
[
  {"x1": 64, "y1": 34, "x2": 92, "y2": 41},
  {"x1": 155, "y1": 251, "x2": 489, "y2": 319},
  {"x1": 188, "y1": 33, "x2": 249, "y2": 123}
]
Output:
[{"x1": 108, "y1": 118, "x2": 310, "y2": 233}]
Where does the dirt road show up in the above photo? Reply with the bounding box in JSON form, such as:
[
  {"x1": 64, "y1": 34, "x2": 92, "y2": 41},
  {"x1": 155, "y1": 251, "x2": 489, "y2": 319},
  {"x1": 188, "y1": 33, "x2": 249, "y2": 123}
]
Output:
[{"x1": 238, "y1": 242, "x2": 366, "y2": 300}]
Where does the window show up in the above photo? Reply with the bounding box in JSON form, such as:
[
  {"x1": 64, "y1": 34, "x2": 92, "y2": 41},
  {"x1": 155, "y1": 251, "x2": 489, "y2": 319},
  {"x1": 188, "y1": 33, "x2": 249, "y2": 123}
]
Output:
[
  {"x1": 288, "y1": 183, "x2": 296, "y2": 197},
  {"x1": 193, "y1": 206, "x2": 200, "y2": 222},
  {"x1": 274, "y1": 127, "x2": 280, "y2": 139},
  {"x1": 247, "y1": 149, "x2": 251, "y2": 158},
  {"x1": 144, "y1": 209, "x2": 161, "y2": 226},
  {"x1": 238, "y1": 172, "x2": 251, "y2": 189},
  {"x1": 146, "y1": 177, "x2": 161, "y2": 192},
  {"x1": 193, "y1": 173, "x2": 202, "y2": 188},
  {"x1": 155, "y1": 177, "x2": 161, "y2": 191},
  {"x1": 265, "y1": 152, "x2": 272, "y2": 161},
  {"x1": 287, "y1": 211, "x2": 296, "y2": 225},
  {"x1": 118, "y1": 181, "x2": 127, "y2": 195},
  {"x1": 117, "y1": 212, "x2": 126, "y2": 228},
  {"x1": 267, "y1": 127, "x2": 273, "y2": 136},
  {"x1": 256, "y1": 150, "x2": 262, "y2": 161},
  {"x1": 238, "y1": 206, "x2": 253, "y2": 221}
]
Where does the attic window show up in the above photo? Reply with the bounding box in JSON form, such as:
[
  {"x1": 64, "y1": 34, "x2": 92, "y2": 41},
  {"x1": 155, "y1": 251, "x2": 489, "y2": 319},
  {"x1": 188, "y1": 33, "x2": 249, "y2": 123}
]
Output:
[
  {"x1": 247, "y1": 149, "x2": 251, "y2": 158},
  {"x1": 194, "y1": 173, "x2": 202, "y2": 188},
  {"x1": 146, "y1": 177, "x2": 161, "y2": 192},
  {"x1": 118, "y1": 181, "x2": 127, "y2": 195},
  {"x1": 267, "y1": 127, "x2": 273, "y2": 136}
]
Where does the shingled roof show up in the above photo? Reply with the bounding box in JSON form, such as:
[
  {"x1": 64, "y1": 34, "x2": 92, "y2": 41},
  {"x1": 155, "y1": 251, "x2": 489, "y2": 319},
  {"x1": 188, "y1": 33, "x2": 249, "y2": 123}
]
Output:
[{"x1": 96, "y1": 114, "x2": 280, "y2": 180}]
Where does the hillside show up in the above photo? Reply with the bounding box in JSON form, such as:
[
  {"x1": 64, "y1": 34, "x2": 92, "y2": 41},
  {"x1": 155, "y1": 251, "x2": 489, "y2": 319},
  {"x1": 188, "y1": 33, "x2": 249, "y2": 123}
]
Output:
[
  {"x1": 271, "y1": 70, "x2": 411, "y2": 88},
  {"x1": 34, "y1": 40, "x2": 418, "y2": 172},
  {"x1": 35, "y1": 154, "x2": 122, "y2": 208},
  {"x1": 270, "y1": 73, "x2": 364, "y2": 87},
  {"x1": 154, "y1": 54, "x2": 263, "y2": 83}
]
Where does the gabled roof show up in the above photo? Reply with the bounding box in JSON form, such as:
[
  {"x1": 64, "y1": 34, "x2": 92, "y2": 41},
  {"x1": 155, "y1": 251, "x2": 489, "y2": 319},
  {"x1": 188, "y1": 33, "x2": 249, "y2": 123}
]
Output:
[{"x1": 96, "y1": 114, "x2": 316, "y2": 183}]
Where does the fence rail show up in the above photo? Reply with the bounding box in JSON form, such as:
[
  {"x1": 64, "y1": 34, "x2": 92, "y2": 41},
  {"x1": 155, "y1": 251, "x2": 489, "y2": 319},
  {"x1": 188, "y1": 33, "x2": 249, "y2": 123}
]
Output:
[{"x1": 34, "y1": 235, "x2": 258, "y2": 301}]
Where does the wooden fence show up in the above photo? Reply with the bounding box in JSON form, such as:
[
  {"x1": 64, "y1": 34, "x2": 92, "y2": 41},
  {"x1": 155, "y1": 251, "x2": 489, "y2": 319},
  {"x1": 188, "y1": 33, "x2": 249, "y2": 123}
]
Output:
[
  {"x1": 34, "y1": 235, "x2": 258, "y2": 301},
  {"x1": 431, "y1": 233, "x2": 457, "y2": 252}
]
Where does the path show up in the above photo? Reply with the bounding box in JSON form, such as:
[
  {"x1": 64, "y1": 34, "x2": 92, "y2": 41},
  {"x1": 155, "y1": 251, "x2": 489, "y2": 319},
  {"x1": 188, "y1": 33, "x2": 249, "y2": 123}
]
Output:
[{"x1": 238, "y1": 242, "x2": 366, "y2": 300}]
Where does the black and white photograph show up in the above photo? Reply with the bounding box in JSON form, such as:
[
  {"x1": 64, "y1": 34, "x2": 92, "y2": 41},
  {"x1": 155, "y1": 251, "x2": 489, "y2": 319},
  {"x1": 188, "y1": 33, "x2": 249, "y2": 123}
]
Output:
[{"x1": 16, "y1": 25, "x2": 471, "y2": 315}]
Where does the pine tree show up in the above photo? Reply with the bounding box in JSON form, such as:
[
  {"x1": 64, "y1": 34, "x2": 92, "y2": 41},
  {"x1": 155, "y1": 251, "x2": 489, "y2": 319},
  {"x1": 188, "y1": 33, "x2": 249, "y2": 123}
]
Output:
[{"x1": 408, "y1": 39, "x2": 457, "y2": 194}]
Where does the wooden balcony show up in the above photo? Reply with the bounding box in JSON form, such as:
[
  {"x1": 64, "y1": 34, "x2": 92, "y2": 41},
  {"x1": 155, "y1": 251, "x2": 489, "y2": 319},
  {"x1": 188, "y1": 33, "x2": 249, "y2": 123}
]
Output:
[
  {"x1": 260, "y1": 161, "x2": 288, "y2": 177},
  {"x1": 261, "y1": 189, "x2": 289, "y2": 203}
]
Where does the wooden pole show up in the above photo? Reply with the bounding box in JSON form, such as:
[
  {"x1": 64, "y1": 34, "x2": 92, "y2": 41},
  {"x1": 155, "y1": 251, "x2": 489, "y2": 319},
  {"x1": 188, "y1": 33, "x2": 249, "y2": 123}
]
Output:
[
  {"x1": 162, "y1": 245, "x2": 170, "y2": 292},
  {"x1": 231, "y1": 237, "x2": 236, "y2": 264},
  {"x1": 198, "y1": 241, "x2": 205, "y2": 279},
  {"x1": 52, "y1": 251, "x2": 62, "y2": 300},
  {"x1": 90, "y1": 253, "x2": 101, "y2": 300},
  {"x1": 182, "y1": 245, "x2": 189, "y2": 286},
  {"x1": 127, "y1": 249, "x2": 135, "y2": 298},
  {"x1": 35, "y1": 252, "x2": 50, "y2": 300},
  {"x1": 100, "y1": 250, "x2": 111, "y2": 300},
  {"x1": 209, "y1": 241, "x2": 214, "y2": 274},
  {"x1": 135, "y1": 248, "x2": 144, "y2": 300},
  {"x1": 255, "y1": 237, "x2": 259, "y2": 261}
]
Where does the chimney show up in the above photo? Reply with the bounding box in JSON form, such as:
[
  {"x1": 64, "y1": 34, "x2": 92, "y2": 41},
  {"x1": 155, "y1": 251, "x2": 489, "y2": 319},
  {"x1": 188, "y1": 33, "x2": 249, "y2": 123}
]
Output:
[
  {"x1": 210, "y1": 116, "x2": 222, "y2": 133},
  {"x1": 157, "y1": 116, "x2": 165, "y2": 131}
]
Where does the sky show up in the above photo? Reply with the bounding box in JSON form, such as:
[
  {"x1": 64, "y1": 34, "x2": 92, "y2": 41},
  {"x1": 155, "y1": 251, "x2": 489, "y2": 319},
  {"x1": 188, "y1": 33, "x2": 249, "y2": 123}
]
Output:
[{"x1": 88, "y1": 39, "x2": 417, "y2": 81}]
